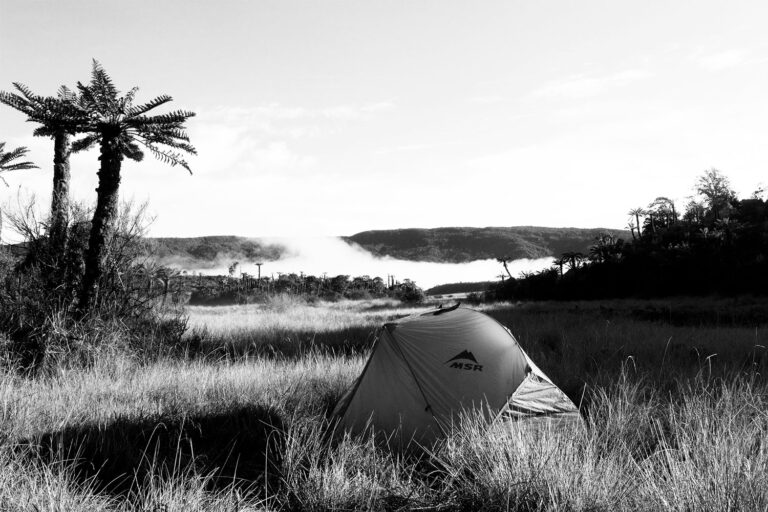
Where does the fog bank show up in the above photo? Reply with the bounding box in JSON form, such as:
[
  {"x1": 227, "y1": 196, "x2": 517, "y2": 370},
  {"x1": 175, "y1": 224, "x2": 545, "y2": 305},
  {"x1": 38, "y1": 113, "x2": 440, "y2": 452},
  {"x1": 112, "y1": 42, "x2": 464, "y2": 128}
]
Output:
[{"x1": 174, "y1": 237, "x2": 554, "y2": 290}]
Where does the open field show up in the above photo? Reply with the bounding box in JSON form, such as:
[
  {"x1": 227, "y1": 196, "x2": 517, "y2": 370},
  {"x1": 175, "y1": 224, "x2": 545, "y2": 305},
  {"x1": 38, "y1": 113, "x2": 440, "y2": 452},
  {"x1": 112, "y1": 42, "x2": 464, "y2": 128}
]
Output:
[{"x1": 1, "y1": 297, "x2": 768, "y2": 510}]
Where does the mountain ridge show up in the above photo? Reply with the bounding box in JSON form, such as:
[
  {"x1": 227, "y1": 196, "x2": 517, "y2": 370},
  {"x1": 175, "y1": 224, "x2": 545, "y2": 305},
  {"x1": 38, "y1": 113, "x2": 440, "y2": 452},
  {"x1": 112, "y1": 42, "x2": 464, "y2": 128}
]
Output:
[
  {"x1": 146, "y1": 226, "x2": 628, "y2": 268},
  {"x1": 343, "y1": 226, "x2": 628, "y2": 263}
]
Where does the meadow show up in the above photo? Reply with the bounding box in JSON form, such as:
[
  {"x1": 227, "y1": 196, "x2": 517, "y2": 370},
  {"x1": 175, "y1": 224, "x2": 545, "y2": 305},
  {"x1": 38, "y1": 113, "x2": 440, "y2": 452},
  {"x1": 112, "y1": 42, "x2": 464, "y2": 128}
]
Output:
[{"x1": 1, "y1": 296, "x2": 768, "y2": 511}]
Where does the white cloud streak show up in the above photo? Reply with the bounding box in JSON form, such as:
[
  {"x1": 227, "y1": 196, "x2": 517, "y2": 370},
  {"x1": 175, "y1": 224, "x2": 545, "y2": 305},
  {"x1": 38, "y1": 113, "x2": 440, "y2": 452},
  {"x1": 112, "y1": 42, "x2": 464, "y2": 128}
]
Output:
[
  {"x1": 531, "y1": 69, "x2": 653, "y2": 99},
  {"x1": 694, "y1": 48, "x2": 750, "y2": 72}
]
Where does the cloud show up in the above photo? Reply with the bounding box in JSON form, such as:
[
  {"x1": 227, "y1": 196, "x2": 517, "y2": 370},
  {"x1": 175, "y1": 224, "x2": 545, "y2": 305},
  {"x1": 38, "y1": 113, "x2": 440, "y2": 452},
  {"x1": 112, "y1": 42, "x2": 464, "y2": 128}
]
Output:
[
  {"x1": 467, "y1": 95, "x2": 506, "y2": 104},
  {"x1": 360, "y1": 101, "x2": 396, "y2": 113},
  {"x1": 694, "y1": 48, "x2": 750, "y2": 72},
  {"x1": 251, "y1": 141, "x2": 316, "y2": 170},
  {"x1": 374, "y1": 142, "x2": 442, "y2": 156},
  {"x1": 531, "y1": 69, "x2": 653, "y2": 99},
  {"x1": 170, "y1": 236, "x2": 554, "y2": 290},
  {"x1": 202, "y1": 101, "x2": 395, "y2": 127}
]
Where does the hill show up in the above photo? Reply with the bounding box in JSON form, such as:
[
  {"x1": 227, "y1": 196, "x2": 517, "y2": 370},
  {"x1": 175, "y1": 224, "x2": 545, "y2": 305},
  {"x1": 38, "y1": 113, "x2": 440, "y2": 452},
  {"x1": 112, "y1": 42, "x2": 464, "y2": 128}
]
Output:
[
  {"x1": 141, "y1": 227, "x2": 628, "y2": 270},
  {"x1": 344, "y1": 226, "x2": 628, "y2": 263},
  {"x1": 426, "y1": 281, "x2": 495, "y2": 295},
  {"x1": 146, "y1": 236, "x2": 286, "y2": 270}
]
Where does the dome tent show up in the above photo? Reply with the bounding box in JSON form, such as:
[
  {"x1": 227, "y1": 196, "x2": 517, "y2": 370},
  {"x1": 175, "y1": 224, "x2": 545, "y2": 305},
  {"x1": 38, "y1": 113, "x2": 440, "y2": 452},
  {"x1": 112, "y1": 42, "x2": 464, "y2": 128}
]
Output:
[{"x1": 331, "y1": 305, "x2": 579, "y2": 443}]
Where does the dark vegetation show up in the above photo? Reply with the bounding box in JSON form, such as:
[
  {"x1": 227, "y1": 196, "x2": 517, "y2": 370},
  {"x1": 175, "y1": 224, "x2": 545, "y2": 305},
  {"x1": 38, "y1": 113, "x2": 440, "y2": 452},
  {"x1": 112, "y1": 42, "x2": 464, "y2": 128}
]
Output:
[
  {"x1": 0, "y1": 61, "x2": 197, "y2": 374},
  {"x1": 1, "y1": 60, "x2": 196, "y2": 316},
  {"x1": 148, "y1": 235, "x2": 285, "y2": 267},
  {"x1": 492, "y1": 169, "x2": 768, "y2": 301},
  {"x1": 346, "y1": 226, "x2": 627, "y2": 263},
  {"x1": 185, "y1": 273, "x2": 425, "y2": 305},
  {"x1": 426, "y1": 281, "x2": 495, "y2": 295}
]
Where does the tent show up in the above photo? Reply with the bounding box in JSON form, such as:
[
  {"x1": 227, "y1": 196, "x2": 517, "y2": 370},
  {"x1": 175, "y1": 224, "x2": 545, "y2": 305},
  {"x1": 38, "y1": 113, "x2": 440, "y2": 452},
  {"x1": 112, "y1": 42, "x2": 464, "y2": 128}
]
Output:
[{"x1": 331, "y1": 305, "x2": 579, "y2": 443}]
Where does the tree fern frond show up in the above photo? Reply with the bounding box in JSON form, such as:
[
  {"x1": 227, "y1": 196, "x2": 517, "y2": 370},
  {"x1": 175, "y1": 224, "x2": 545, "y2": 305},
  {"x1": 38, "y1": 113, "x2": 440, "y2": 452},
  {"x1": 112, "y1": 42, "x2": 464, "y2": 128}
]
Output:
[
  {"x1": 0, "y1": 91, "x2": 35, "y2": 115},
  {"x1": 33, "y1": 126, "x2": 56, "y2": 137},
  {"x1": 0, "y1": 143, "x2": 38, "y2": 173},
  {"x1": 11, "y1": 82, "x2": 42, "y2": 103},
  {"x1": 123, "y1": 86, "x2": 139, "y2": 107},
  {"x1": 57, "y1": 85, "x2": 78, "y2": 102},
  {"x1": 90, "y1": 60, "x2": 119, "y2": 99},
  {"x1": 130, "y1": 110, "x2": 196, "y2": 127},
  {"x1": 123, "y1": 141, "x2": 144, "y2": 162},
  {"x1": 76, "y1": 80, "x2": 98, "y2": 107},
  {"x1": 143, "y1": 142, "x2": 193, "y2": 174},
  {"x1": 139, "y1": 134, "x2": 196, "y2": 154},
  {"x1": 127, "y1": 95, "x2": 172, "y2": 116},
  {"x1": 133, "y1": 125, "x2": 191, "y2": 143},
  {"x1": 71, "y1": 134, "x2": 100, "y2": 153}
]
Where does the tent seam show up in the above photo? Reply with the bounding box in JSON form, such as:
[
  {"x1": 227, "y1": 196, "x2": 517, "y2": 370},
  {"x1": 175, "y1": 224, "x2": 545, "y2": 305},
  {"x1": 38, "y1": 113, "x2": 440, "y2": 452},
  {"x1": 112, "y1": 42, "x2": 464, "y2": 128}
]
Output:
[{"x1": 388, "y1": 328, "x2": 439, "y2": 425}]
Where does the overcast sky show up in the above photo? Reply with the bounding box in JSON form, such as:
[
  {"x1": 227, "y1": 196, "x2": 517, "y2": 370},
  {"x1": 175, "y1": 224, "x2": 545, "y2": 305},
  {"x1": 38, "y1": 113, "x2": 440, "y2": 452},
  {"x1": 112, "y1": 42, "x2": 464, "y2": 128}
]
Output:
[{"x1": 1, "y1": 0, "x2": 767, "y2": 238}]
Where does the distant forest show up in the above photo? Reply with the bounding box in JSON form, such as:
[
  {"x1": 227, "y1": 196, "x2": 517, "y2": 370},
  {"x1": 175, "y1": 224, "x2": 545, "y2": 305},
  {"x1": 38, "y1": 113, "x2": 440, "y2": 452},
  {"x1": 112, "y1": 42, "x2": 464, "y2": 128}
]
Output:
[
  {"x1": 426, "y1": 281, "x2": 495, "y2": 295},
  {"x1": 492, "y1": 169, "x2": 768, "y2": 300},
  {"x1": 345, "y1": 226, "x2": 627, "y2": 263}
]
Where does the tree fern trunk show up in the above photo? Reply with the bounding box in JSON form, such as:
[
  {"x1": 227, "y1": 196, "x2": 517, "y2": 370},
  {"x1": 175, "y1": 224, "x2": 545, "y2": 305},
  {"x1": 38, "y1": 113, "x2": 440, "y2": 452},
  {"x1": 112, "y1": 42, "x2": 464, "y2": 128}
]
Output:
[
  {"x1": 49, "y1": 131, "x2": 71, "y2": 254},
  {"x1": 79, "y1": 134, "x2": 122, "y2": 315}
]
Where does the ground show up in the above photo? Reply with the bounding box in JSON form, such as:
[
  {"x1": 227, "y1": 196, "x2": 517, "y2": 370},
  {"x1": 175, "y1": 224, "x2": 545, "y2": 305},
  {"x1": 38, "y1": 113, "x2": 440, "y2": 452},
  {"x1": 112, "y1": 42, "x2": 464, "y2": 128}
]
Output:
[{"x1": 1, "y1": 296, "x2": 767, "y2": 510}]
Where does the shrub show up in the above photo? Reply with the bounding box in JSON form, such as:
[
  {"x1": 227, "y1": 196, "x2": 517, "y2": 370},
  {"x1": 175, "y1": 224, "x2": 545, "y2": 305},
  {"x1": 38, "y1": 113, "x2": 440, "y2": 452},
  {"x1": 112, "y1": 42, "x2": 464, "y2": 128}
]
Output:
[
  {"x1": 393, "y1": 280, "x2": 425, "y2": 303},
  {"x1": 0, "y1": 199, "x2": 187, "y2": 372}
]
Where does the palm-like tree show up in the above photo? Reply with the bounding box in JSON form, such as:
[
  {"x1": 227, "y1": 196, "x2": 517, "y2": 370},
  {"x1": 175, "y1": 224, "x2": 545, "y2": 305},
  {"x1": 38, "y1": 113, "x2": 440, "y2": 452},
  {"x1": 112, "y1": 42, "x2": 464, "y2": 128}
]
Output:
[
  {"x1": 628, "y1": 208, "x2": 645, "y2": 238},
  {"x1": 74, "y1": 61, "x2": 196, "y2": 314},
  {"x1": 0, "y1": 142, "x2": 37, "y2": 241},
  {"x1": 561, "y1": 251, "x2": 585, "y2": 271},
  {"x1": 0, "y1": 84, "x2": 88, "y2": 252},
  {"x1": 496, "y1": 256, "x2": 513, "y2": 279},
  {"x1": 553, "y1": 256, "x2": 566, "y2": 277},
  {"x1": 647, "y1": 196, "x2": 678, "y2": 229},
  {"x1": 0, "y1": 142, "x2": 37, "y2": 177},
  {"x1": 627, "y1": 220, "x2": 637, "y2": 240}
]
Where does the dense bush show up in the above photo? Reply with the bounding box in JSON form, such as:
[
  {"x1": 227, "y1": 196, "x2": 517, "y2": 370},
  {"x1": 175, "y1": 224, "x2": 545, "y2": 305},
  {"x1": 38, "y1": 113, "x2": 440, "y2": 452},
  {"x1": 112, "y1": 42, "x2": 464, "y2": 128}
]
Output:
[
  {"x1": 187, "y1": 273, "x2": 425, "y2": 305},
  {"x1": 493, "y1": 170, "x2": 768, "y2": 301},
  {"x1": 0, "y1": 200, "x2": 189, "y2": 372}
]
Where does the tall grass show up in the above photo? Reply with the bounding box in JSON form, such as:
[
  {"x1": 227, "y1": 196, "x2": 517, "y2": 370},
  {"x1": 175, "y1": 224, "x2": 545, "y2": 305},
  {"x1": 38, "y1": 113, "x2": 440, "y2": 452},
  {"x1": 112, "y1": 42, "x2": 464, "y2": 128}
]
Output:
[{"x1": 1, "y1": 298, "x2": 767, "y2": 510}]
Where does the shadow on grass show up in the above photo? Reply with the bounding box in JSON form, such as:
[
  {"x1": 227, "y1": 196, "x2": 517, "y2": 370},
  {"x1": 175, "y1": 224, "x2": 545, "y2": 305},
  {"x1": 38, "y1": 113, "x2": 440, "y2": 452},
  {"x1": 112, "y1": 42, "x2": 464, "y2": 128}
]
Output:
[
  {"x1": 22, "y1": 404, "x2": 284, "y2": 497},
  {"x1": 186, "y1": 325, "x2": 380, "y2": 360}
]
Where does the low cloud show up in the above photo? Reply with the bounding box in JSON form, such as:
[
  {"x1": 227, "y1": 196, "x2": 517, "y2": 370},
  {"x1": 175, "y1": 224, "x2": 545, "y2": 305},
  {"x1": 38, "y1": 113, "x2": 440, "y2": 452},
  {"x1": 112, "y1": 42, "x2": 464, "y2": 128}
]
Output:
[
  {"x1": 166, "y1": 236, "x2": 554, "y2": 290},
  {"x1": 532, "y1": 69, "x2": 653, "y2": 99},
  {"x1": 694, "y1": 48, "x2": 750, "y2": 72}
]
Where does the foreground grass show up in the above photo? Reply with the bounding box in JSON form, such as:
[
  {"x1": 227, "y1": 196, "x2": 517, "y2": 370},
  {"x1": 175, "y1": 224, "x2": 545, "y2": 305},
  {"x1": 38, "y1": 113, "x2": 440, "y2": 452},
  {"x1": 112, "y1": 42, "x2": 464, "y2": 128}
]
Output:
[{"x1": 1, "y1": 297, "x2": 768, "y2": 510}]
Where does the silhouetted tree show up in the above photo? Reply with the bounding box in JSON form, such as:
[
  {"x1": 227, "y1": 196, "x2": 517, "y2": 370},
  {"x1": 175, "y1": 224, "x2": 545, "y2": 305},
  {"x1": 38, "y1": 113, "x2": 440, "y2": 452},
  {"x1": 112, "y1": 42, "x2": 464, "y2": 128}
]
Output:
[
  {"x1": 561, "y1": 251, "x2": 585, "y2": 271},
  {"x1": 647, "y1": 196, "x2": 677, "y2": 228},
  {"x1": 74, "y1": 61, "x2": 196, "y2": 314},
  {"x1": 554, "y1": 256, "x2": 566, "y2": 277},
  {"x1": 506, "y1": 169, "x2": 768, "y2": 300},
  {"x1": 0, "y1": 142, "x2": 37, "y2": 177},
  {"x1": 628, "y1": 208, "x2": 645, "y2": 238},
  {"x1": 696, "y1": 168, "x2": 736, "y2": 221},
  {"x1": 0, "y1": 143, "x2": 37, "y2": 241},
  {"x1": 496, "y1": 256, "x2": 513, "y2": 279},
  {"x1": 0, "y1": 84, "x2": 88, "y2": 253}
]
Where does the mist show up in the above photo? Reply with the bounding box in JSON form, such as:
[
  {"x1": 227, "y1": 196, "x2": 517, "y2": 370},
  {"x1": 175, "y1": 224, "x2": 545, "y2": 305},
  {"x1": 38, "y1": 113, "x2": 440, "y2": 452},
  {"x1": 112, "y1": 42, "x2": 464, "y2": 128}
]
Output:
[{"x1": 173, "y1": 236, "x2": 554, "y2": 290}]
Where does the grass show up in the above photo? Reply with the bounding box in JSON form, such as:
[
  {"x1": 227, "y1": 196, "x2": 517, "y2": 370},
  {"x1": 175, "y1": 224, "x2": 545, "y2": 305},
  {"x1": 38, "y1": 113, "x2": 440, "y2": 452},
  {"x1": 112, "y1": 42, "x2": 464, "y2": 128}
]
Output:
[{"x1": 1, "y1": 296, "x2": 768, "y2": 510}]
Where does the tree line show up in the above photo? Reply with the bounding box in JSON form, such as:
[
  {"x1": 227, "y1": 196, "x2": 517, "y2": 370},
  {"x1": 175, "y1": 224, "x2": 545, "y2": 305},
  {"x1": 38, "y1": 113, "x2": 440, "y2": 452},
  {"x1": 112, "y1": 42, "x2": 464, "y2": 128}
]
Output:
[
  {"x1": 491, "y1": 169, "x2": 768, "y2": 300},
  {"x1": 186, "y1": 272, "x2": 425, "y2": 305}
]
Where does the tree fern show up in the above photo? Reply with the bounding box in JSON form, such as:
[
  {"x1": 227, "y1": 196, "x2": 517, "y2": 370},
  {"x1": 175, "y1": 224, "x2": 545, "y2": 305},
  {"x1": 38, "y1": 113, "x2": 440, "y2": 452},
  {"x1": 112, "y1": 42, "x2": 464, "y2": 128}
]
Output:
[
  {"x1": 0, "y1": 142, "x2": 37, "y2": 183},
  {"x1": 0, "y1": 80, "x2": 89, "y2": 253},
  {"x1": 75, "y1": 60, "x2": 196, "y2": 314}
]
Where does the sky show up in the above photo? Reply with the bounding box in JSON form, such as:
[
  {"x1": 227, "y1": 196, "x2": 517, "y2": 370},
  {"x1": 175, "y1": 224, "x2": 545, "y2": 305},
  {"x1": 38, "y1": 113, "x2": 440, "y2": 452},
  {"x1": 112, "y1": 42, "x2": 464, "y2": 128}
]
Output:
[{"x1": 1, "y1": 0, "x2": 768, "y2": 239}]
